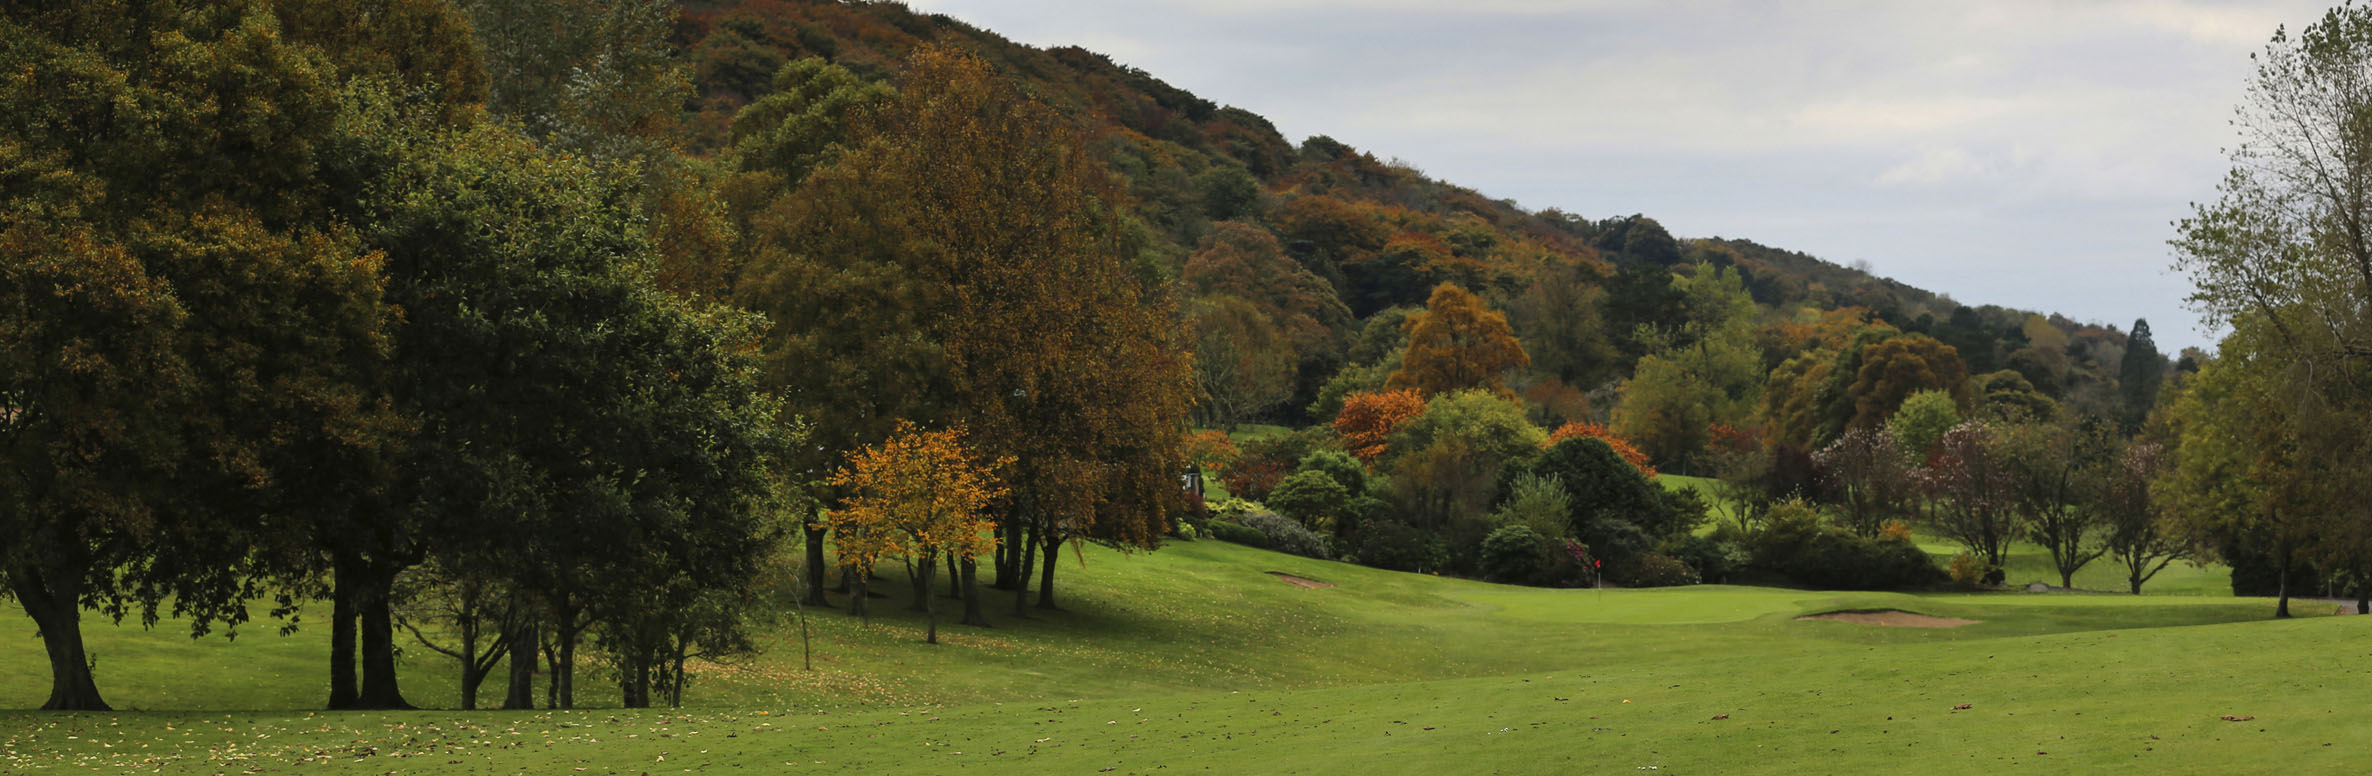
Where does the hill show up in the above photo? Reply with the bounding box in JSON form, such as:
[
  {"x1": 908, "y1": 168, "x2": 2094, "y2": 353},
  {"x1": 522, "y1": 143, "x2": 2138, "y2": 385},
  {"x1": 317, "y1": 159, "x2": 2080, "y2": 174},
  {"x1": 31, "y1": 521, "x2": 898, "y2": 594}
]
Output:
[{"x1": 668, "y1": 0, "x2": 2159, "y2": 432}]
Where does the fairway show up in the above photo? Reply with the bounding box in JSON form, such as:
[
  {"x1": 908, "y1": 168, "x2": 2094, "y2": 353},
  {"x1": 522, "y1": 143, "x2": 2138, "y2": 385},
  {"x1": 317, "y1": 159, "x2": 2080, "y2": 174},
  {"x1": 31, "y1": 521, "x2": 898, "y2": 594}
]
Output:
[{"x1": 4, "y1": 538, "x2": 2351, "y2": 774}]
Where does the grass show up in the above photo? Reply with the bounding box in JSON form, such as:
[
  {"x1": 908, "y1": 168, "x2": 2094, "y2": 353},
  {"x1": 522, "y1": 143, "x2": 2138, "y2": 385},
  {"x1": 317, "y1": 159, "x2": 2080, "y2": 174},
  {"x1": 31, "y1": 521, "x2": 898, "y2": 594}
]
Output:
[{"x1": 1, "y1": 538, "x2": 2349, "y2": 773}]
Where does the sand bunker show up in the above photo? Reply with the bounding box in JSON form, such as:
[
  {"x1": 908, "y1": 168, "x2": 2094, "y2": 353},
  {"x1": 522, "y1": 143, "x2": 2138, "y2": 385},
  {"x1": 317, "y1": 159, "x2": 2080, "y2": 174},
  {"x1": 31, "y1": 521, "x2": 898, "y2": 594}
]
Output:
[
  {"x1": 1795, "y1": 609, "x2": 1977, "y2": 628},
  {"x1": 1267, "y1": 571, "x2": 1334, "y2": 589}
]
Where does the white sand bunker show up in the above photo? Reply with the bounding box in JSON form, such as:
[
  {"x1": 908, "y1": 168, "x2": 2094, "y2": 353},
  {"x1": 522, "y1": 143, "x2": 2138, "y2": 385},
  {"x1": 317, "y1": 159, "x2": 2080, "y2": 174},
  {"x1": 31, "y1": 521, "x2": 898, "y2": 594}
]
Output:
[{"x1": 1796, "y1": 609, "x2": 1978, "y2": 628}]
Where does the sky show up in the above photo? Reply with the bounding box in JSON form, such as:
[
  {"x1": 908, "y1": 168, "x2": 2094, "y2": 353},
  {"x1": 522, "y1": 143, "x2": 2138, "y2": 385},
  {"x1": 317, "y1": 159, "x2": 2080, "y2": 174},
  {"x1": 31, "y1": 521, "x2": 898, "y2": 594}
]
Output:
[{"x1": 900, "y1": 0, "x2": 2338, "y2": 353}]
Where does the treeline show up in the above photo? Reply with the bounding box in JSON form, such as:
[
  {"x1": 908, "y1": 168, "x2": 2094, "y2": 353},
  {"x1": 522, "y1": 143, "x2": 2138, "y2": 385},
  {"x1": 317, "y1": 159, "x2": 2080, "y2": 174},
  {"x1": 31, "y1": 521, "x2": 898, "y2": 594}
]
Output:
[{"x1": 2, "y1": 1, "x2": 1188, "y2": 712}]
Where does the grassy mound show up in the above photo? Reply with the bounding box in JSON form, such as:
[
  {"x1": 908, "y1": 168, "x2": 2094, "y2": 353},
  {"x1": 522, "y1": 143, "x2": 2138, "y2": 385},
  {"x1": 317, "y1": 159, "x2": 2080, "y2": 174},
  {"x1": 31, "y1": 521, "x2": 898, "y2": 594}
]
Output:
[{"x1": 1, "y1": 540, "x2": 2349, "y2": 773}]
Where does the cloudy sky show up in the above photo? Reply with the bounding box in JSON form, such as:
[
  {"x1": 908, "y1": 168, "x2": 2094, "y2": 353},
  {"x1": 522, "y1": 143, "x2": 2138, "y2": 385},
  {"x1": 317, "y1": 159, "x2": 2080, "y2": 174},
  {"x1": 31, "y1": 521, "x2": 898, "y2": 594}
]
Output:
[{"x1": 904, "y1": 0, "x2": 2336, "y2": 352}]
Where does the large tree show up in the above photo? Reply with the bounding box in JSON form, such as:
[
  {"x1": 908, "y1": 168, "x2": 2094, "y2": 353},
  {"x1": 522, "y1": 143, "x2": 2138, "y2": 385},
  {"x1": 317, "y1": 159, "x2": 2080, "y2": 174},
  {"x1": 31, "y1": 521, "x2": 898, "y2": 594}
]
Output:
[
  {"x1": 741, "y1": 46, "x2": 1192, "y2": 619},
  {"x1": 2171, "y1": 5, "x2": 2372, "y2": 614},
  {"x1": 1389, "y1": 283, "x2": 1530, "y2": 398},
  {"x1": 1, "y1": 0, "x2": 401, "y2": 711}
]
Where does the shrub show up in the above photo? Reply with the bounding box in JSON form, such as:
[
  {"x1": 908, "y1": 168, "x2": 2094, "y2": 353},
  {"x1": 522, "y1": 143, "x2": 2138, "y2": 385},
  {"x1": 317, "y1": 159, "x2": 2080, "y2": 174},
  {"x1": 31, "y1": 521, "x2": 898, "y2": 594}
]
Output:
[
  {"x1": 1617, "y1": 552, "x2": 1700, "y2": 587},
  {"x1": 1479, "y1": 524, "x2": 1553, "y2": 584},
  {"x1": 1243, "y1": 511, "x2": 1332, "y2": 559},
  {"x1": 1748, "y1": 500, "x2": 1943, "y2": 590},
  {"x1": 1175, "y1": 523, "x2": 1199, "y2": 541},
  {"x1": 1350, "y1": 519, "x2": 1445, "y2": 572},
  {"x1": 1948, "y1": 552, "x2": 1985, "y2": 587},
  {"x1": 1295, "y1": 448, "x2": 1370, "y2": 496},
  {"x1": 1209, "y1": 520, "x2": 1269, "y2": 548},
  {"x1": 1659, "y1": 533, "x2": 1747, "y2": 584},
  {"x1": 1267, "y1": 470, "x2": 1352, "y2": 532},
  {"x1": 1490, "y1": 472, "x2": 1571, "y2": 540}
]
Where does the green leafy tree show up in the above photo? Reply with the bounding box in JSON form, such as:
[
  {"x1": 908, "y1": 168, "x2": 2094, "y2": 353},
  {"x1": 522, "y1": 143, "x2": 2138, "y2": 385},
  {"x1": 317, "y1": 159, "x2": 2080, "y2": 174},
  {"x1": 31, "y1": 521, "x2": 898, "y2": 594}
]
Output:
[
  {"x1": 2, "y1": 1, "x2": 400, "y2": 711},
  {"x1": 1999, "y1": 421, "x2": 2104, "y2": 589},
  {"x1": 1886, "y1": 389, "x2": 1961, "y2": 457},
  {"x1": 2117, "y1": 319, "x2": 2166, "y2": 429},
  {"x1": 1267, "y1": 471, "x2": 1353, "y2": 533},
  {"x1": 2170, "y1": 6, "x2": 2372, "y2": 614}
]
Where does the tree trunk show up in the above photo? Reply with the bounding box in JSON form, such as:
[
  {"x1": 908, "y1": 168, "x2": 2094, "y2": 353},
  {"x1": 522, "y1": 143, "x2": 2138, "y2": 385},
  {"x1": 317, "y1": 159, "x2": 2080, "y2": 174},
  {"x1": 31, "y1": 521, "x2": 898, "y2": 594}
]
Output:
[
  {"x1": 994, "y1": 518, "x2": 1024, "y2": 590},
  {"x1": 354, "y1": 565, "x2": 412, "y2": 710},
  {"x1": 802, "y1": 517, "x2": 831, "y2": 606},
  {"x1": 946, "y1": 553, "x2": 961, "y2": 598},
  {"x1": 920, "y1": 552, "x2": 939, "y2": 645},
  {"x1": 1013, "y1": 520, "x2": 1037, "y2": 617},
  {"x1": 541, "y1": 631, "x2": 559, "y2": 709},
  {"x1": 459, "y1": 655, "x2": 490, "y2": 711},
  {"x1": 958, "y1": 557, "x2": 990, "y2": 627},
  {"x1": 906, "y1": 559, "x2": 927, "y2": 612},
  {"x1": 503, "y1": 616, "x2": 537, "y2": 709},
  {"x1": 849, "y1": 569, "x2": 870, "y2": 620},
  {"x1": 2275, "y1": 559, "x2": 2292, "y2": 619},
  {"x1": 327, "y1": 559, "x2": 358, "y2": 709},
  {"x1": 10, "y1": 562, "x2": 109, "y2": 711},
  {"x1": 552, "y1": 610, "x2": 582, "y2": 709},
  {"x1": 1037, "y1": 534, "x2": 1063, "y2": 611}
]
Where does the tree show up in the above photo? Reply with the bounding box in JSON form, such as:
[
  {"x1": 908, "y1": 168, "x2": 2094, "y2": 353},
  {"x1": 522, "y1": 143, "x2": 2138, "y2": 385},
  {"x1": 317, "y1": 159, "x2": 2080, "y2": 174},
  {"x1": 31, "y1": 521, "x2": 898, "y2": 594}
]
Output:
[
  {"x1": 2170, "y1": 6, "x2": 2372, "y2": 615},
  {"x1": 1332, "y1": 389, "x2": 1426, "y2": 463},
  {"x1": 2158, "y1": 337, "x2": 2325, "y2": 616},
  {"x1": 1847, "y1": 334, "x2": 1971, "y2": 431},
  {"x1": 2, "y1": 1, "x2": 401, "y2": 711},
  {"x1": 1998, "y1": 421, "x2": 2103, "y2": 589},
  {"x1": 1925, "y1": 420, "x2": 2019, "y2": 584},
  {"x1": 1506, "y1": 261, "x2": 1620, "y2": 389},
  {"x1": 2095, "y1": 439, "x2": 2195, "y2": 594},
  {"x1": 460, "y1": 0, "x2": 689, "y2": 163},
  {"x1": 745, "y1": 46, "x2": 1192, "y2": 617},
  {"x1": 1188, "y1": 296, "x2": 1297, "y2": 428},
  {"x1": 1885, "y1": 389, "x2": 1961, "y2": 458},
  {"x1": 1268, "y1": 471, "x2": 1352, "y2": 533},
  {"x1": 1543, "y1": 423, "x2": 1655, "y2": 478},
  {"x1": 2117, "y1": 319, "x2": 2166, "y2": 429},
  {"x1": 1389, "y1": 283, "x2": 1530, "y2": 397},
  {"x1": 829, "y1": 423, "x2": 1008, "y2": 644},
  {"x1": 1815, "y1": 428, "x2": 1915, "y2": 539}
]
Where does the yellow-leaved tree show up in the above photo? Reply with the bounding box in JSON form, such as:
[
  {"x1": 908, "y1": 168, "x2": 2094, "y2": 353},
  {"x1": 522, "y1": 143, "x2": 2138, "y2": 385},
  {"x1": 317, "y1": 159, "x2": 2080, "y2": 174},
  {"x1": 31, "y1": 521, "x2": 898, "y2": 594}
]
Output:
[
  {"x1": 1388, "y1": 282, "x2": 1529, "y2": 398},
  {"x1": 828, "y1": 423, "x2": 1010, "y2": 644}
]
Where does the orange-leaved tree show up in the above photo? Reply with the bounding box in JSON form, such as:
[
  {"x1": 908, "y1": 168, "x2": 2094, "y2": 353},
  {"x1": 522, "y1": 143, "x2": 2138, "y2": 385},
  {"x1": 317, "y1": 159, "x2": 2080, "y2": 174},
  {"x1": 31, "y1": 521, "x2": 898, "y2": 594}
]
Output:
[
  {"x1": 828, "y1": 422, "x2": 1010, "y2": 644},
  {"x1": 1333, "y1": 389, "x2": 1427, "y2": 463},
  {"x1": 1388, "y1": 283, "x2": 1529, "y2": 397},
  {"x1": 1545, "y1": 422, "x2": 1657, "y2": 478},
  {"x1": 1181, "y1": 430, "x2": 1241, "y2": 475}
]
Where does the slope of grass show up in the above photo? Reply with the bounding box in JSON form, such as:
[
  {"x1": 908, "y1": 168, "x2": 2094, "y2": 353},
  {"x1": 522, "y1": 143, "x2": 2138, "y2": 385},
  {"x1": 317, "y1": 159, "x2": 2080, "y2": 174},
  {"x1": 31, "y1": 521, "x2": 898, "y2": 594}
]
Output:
[{"x1": 0, "y1": 539, "x2": 2339, "y2": 773}]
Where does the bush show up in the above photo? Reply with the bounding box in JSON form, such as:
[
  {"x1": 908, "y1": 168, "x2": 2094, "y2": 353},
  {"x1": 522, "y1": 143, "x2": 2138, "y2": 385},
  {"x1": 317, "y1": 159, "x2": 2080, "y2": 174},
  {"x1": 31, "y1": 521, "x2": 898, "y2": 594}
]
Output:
[
  {"x1": 1295, "y1": 448, "x2": 1370, "y2": 496},
  {"x1": 1267, "y1": 470, "x2": 1352, "y2": 532},
  {"x1": 1350, "y1": 519, "x2": 1445, "y2": 572},
  {"x1": 1479, "y1": 524, "x2": 1554, "y2": 584},
  {"x1": 1616, "y1": 552, "x2": 1700, "y2": 587},
  {"x1": 1243, "y1": 511, "x2": 1332, "y2": 559},
  {"x1": 1748, "y1": 500, "x2": 1943, "y2": 590},
  {"x1": 1208, "y1": 520, "x2": 1269, "y2": 548},
  {"x1": 1948, "y1": 553, "x2": 1985, "y2": 587},
  {"x1": 1659, "y1": 533, "x2": 1748, "y2": 584},
  {"x1": 1175, "y1": 523, "x2": 1199, "y2": 541}
]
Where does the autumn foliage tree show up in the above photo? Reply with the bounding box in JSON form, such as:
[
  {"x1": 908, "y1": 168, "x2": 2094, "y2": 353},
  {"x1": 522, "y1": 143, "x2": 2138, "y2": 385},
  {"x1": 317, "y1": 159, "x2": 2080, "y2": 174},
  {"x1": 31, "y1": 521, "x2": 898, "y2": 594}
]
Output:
[
  {"x1": 829, "y1": 423, "x2": 1008, "y2": 644},
  {"x1": 1848, "y1": 335, "x2": 1972, "y2": 430},
  {"x1": 1389, "y1": 283, "x2": 1529, "y2": 398},
  {"x1": 1333, "y1": 389, "x2": 1427, "y2": 463}
]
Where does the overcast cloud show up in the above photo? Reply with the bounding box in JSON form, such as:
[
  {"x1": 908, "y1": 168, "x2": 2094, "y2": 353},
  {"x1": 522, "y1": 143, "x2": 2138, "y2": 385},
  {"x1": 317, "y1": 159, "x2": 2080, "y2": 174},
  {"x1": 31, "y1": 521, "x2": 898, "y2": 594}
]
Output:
[{"x1": 904, "y1": 0, "x2": 2335, "y2": 352}]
